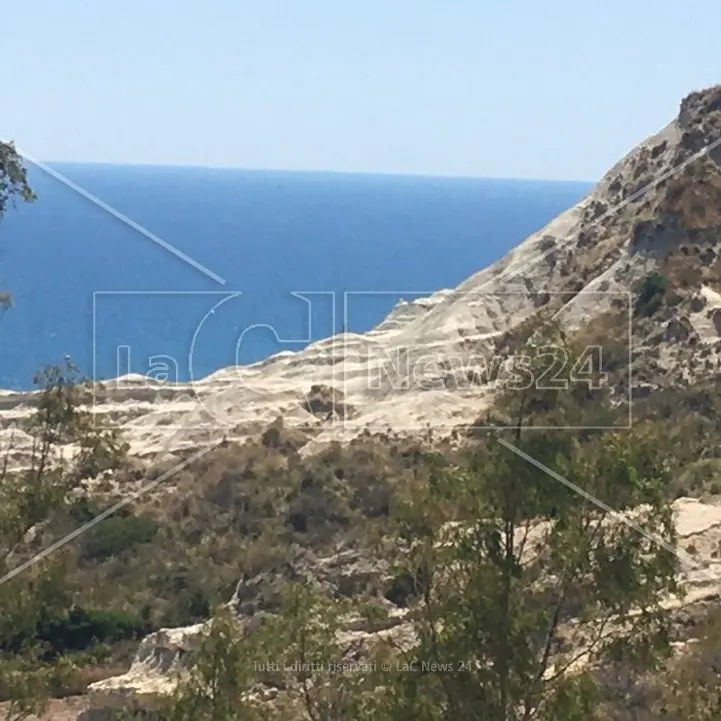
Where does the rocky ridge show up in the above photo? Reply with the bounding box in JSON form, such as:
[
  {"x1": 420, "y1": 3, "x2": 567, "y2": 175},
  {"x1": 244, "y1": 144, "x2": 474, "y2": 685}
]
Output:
[
  {"x1": 5, "y1": 90, "x2": 721, "y2": 466},
  {"x1": 11, "y1": 85, "x2": 721, "y2": 717}
]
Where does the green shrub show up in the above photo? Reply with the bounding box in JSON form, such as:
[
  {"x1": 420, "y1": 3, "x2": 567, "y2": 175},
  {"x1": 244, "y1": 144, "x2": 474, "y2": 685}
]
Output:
[
  {"x1": 635, "y1": 273, "x2": 668, "y2": 317},
  {"x1": 0, "y1": 607, "x2": 150, "y2": 659},
  {"x1": 80, "y1": 514, "x2": 159, "y2": 562},
  {"x1": 162, "y1": 588, "x2": 212, "y2": 627},
  {"x1": 285, "y1": 477, "x2": 351, "y2": 542},
  {"x1": 38, "y1": 608, "x2": 148, "y2": 654}
]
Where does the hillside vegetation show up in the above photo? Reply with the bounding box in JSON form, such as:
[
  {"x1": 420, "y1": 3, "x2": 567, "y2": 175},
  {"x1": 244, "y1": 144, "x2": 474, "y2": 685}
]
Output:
[{"x1": 6, "y1": 86, "x2": 721, "y2": 720}]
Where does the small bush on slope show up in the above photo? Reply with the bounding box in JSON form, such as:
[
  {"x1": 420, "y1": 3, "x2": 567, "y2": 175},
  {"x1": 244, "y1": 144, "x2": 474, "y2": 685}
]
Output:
[{"x1": 635, "y1": 273, "x2": 669, "y2": 317}]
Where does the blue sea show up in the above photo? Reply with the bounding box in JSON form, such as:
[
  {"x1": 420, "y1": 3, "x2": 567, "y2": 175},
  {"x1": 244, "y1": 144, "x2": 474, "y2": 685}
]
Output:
[{"x1": 0, "y1": 164, "x2": 591, "y2": 390}]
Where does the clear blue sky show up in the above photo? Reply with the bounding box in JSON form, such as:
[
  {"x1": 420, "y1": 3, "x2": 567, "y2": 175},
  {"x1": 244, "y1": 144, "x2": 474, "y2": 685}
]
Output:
[{"x1": 4, "y1": 1, "x2": 720, "y2": 181}]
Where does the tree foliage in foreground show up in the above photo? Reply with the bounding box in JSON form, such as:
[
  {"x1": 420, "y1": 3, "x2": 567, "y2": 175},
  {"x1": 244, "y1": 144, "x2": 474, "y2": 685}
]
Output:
[
  {"x1": 0, "y1": 360, "x2": 128, "y2": 720},
  {"x1": 370, "y1": 328, "x2": 679, "y2": 720},
  {"x1": 0, "y1": 141, "x2": 34, "y2": 217},
  {"x1": 0, "y1": 140, "x2": 35, "y2": 312},
  {"x1": 379, "y1": 430, "x2": 677, "y2": 721}
]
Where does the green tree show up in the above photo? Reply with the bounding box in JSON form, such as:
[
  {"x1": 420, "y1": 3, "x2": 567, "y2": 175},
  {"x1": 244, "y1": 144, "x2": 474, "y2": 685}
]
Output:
[
  {"x1": 258, "y1": 583, "x2": 380, "y2": 721},
  {"x1": 0, "y1": 360, "x2": 128, "y2": 719},
  {"x1": 374, "y1": 329, "x2": 680, "y2": 721},
  {"x1": 653, "y1": 609, "x2": 721, "y2": 720},
  {"x1": 0, "y1": 141, "x2": 35, "y2": 215},
  {"x1": 0, "y1": 141, "x2": 35, "y2": 314},
  {"x1": 153, "y1": 608, "x2": 267, "y2": 721},
  {"x1": 150, "y1": 583, "x2": 380, "y2": 721}
]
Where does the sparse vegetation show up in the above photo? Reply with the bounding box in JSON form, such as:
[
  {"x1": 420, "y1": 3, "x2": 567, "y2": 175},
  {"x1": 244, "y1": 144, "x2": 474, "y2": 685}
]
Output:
[
  {"x1": 0, "y1": 359, "x2": 128, "y2": 717},
  {"x1": 90, "y1": 328, "x2": 711, "y2": 721},
  {"x1": 6, "y1": 136, "x2": 721, "y2": 721},
  {"x1": 77, "y1": 509, "x2": 159, "y2": 563},
  {"x1": 2, "y1": 328, "x2": 721, "y2": 720},
  {"x1": 635, "y1": 273, "x2": 669, "y2": 317}
]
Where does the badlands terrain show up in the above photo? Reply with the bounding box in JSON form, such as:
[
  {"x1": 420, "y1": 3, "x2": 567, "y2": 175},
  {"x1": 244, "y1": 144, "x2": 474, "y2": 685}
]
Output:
[
  {"x1": 5, "y1": 89, "x2": 721, "y2": 465},
  {"x1": 7, "y1": 85, "x2": 721, "y2": 718}
]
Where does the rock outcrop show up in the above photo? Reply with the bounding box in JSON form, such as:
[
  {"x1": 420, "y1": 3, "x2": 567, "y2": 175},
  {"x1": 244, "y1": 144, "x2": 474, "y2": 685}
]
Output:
[
  {"x1": 13, "y1": 85, "x2": 721, "y2": 717},
  {"x1": 82, "y1": 546, "x2": 407, "y2": 716},
  {"x1": 301, "y1": 384, "x2": 355, "y2": 420},
  {"x1": 82, "y1": 497, "x2": 721, "y2": 716},
  {"x1": 0, "y1": 85, "x2": 718, "y2": 467}
]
